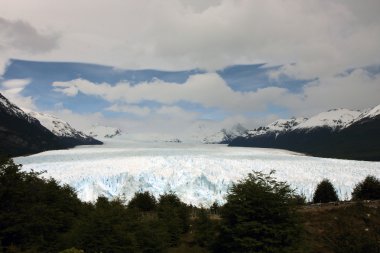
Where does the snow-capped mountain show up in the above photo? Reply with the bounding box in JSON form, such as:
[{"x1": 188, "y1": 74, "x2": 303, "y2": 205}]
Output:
[
  {"x1": 199, "y1": 123, "x2": 247, "y2": 144},
  {"x1": 29, "y1": 112, "x2": 88, "y2": 138},
  {"x1": 247, "y1": 117, "x2": 307, "y2": 137},
  {"x1": 244, "y1": 107, "x2": 374, "y2": 138},
  {"x1": 349, "y1": 104, "x2": 380, "y2": 125},
  {"x1": 0, "y1": 92, "x2": 102, "y2": 157},
  {"x1": 0, "y1": 92, "x2": 64, "y2": 156},
  {"x1": 29, "y1": 111, "x2": 102, "y2": 146},
  {"x1": 230, "y1": 104, "x2": 380, "y2": 161},
  {"x1": 86, "y1": 125, "x2": 122, "y2": 139},
  {"x1": 294, "y1": 108, "x2": 361, "y2": 131}
]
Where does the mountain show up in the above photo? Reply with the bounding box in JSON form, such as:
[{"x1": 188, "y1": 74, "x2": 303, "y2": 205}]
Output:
[
  {"x1": 0, "y1": 93, "x2": 102, "y2": 157},
  {"x1": 85, "y1": 125, "x2": 122, "y2": 139},
  {"x1": 229, "y1": 106, "x2": 380, "y2": 161},
  {"x1": 246, "y1": 117, "x2": 307, "y2": 137},
  {"x1": 0, "y1": 93, "x2": 65, "y2": 156},
  {"x1": 29, "y1": 112, "x2": 102, "y2": 146},
  {"x1": 198, "y1": 123, "x2": 247, "y2": 144}
]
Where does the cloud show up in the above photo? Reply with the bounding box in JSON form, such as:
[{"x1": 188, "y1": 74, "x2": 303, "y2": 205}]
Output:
[
  {"x1": 0, "y1": 17, "x2": 59, "y2": 53},
  {"x1": 53, "y1": 66, "x2": 380, "y2": 120},
  {"x1": 106, "y1": 104, "x2": 151, "y2": 117},
  {"x1": 280, "y1": 68, "x2": 380, "y2": 116},
  {"x1": 0, "y1": 16, "x2": 59, "y2": 77},
  {"x1": 0, "y1": 0, "x2": 379, "y2": 76},
  {"x1": 0, "y1": 78, "x2": 36, "y2": 111},
  {"x1": 52, "y1": 73, "x2": 288, "y2": 112}
]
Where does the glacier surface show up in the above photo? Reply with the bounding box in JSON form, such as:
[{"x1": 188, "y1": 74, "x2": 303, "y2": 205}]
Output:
[{"x1": 15, "y1": 137, "x2": 380, "y2": 206}]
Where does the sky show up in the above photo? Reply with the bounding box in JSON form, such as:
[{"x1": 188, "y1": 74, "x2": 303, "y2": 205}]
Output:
[{"x1": 0, "y1": 0, "x2": 379, "y2": 138}]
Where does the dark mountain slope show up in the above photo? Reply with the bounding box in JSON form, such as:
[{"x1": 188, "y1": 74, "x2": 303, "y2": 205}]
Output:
[
  {"x1": 229, "y1": 108, "x2": 380, "y2": 161},
  {"x1": 0, "y1": 93, "x2": 101, "y2": 157}
]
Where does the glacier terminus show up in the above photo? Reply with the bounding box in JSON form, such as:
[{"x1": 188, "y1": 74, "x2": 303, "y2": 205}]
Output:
[{"x1": 15, "y1": 136, "x2": 380, "y2": 207}]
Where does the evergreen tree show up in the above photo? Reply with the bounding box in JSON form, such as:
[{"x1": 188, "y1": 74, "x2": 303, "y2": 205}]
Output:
[
  {"x1": 128, "y1": 191, "x2": 157, "y2": 212},
  {"x1": 214, "y1": 171, "x2": 301, "y2": 253},
  {"x1": 313, "y1": 179, "x2": 339, "y2": 203},
  {"x1": 194, "y1": 208, "x2": 217, "y2": 249},
  {"x1": 157, "y1": 192, "x2": 190, "y2": 246},
  {"x1": 0, "y1": 157, "x2": 83, "y2": 252},
  {"x1": 352, "y1": 175, "x2": 380, "y2": 200}
]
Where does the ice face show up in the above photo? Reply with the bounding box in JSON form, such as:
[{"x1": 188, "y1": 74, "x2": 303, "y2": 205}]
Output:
[{"x1": 14, "y1": 138, "x2": 380, "y2": 206}]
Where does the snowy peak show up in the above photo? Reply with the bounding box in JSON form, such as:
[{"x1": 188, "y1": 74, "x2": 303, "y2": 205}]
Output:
[
  {"x1": 86, "y1": 125, "x2": 122, "y2": 138},
  {"x1": 247, "y1": 117, "x2": 307, "y2": 137},
  {"x1": 352, "y1": 104, "x2": 380, "y2": 124},
  {"x1": 29, "y1": 112, "x2": 89, "y2": 139},
  {"x1": 364, "y1": 104, "x2": 380, "y2": 118},
  {"x1": 294, "y1": 108, "x2": 361, "y2": 130},
  {"x1": 203, "y1": 124, "x2": 247, "y2": 144}
]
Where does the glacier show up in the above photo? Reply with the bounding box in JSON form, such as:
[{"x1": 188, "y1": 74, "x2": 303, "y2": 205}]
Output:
[{"x1": 15, "y1": 137, "x2": 380, "y2": 206}]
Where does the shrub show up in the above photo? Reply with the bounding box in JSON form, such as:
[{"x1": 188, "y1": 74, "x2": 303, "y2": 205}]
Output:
[
  {"x1": 313, "y1": 179, "x2": 339, "y2": 203},
  {"x1": 213, "y1": 171, "x2": 301, "y2": 253},
  {"x1": 352, "y1": 175, "x2": 380, "y2": 200}
]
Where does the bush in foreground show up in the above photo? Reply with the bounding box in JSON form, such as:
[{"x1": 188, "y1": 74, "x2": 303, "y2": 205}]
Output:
[
  {"x1": 352, "y1": 175, "x2": 380, "y2": 200},
  {"x1": 213, "y1": 171, "x2": 302, "y2": 253},
  {"x1": 313, "y1": 179, "x2": 339, "y2": 203}
]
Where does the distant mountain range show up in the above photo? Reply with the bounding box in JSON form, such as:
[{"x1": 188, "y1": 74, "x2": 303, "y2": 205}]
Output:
[
  {"x1": 229, "y1": 105, "x2": 380, "y2": 161},
  {"x1": 0, "y1": 93, "x2": 102, "y2": 157}
]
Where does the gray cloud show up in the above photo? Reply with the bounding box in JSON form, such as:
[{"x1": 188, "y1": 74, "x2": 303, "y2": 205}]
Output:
[
  {"x1": 0, "y1": 17, "x2": 59, "y2": 53},
  {"x1": 0, "y1": 0, "x2": 379, "y2": 77}
]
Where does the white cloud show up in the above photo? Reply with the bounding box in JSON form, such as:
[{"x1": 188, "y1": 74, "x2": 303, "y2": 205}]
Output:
[
  {"x1": 0, "y1": 78, "x2": 36, "y2": 111},
  {"x1": 106, "y1": 104, "x2": 151, "y2": 117},
  {"x1": 275, "y1": 69, "x2": 380, "y2": 116},
  {"x1": 52, "y1": 73, "x2": 288, "y2": 112},
  {"x1": 53, "y1": 67, "x2": 380, "y2": 120}
]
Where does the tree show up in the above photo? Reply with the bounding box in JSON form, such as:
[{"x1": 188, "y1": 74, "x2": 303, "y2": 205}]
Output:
[
  {"x1": 352, "y1": 175, "x2": 380, "y2": 200},
  {"x1": 157, "y1": 192, "x2": 190, "y2": 246},
  {"x1": 0, "y1": 157, "x2": 83, "y2": 252},
  {"x1": 214, "y1": 171, "x2": 301, "y2": 253},
  {"x1": 128, "y1": 191, "x2": 157, "y2": 212},
  {"x1": 194, "y1": 208, "x2": 217, "y2": 249},
  {"x1": 313, "y1": 179, "x2": 339, "y2": 203}
]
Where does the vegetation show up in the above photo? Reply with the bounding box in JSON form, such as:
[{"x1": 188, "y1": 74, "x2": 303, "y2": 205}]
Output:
[
  {"x1": 213, "y1": 171, "x2": 302, "y2": 253},
  {"x1": 352, "y1": 175, "x2": 380, "y2": 200},
  {"x1": 0, "y1": 157, "x2": 189, "y2": 252},
  {"x1": 127, "y1": 191, "x2": 157, "y2": 212},
  {"x1": 300, "y1": 202, "x2": 380, "y2": 253},
  {"x1": 312, "y1": 179, "x2": 339, "y2": 203}
]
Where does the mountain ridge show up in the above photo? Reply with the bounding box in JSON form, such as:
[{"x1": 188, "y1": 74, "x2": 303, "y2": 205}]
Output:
[
  {"x1": 0, "y1": 93, "x2": 102, "y2": 157},
  {"x1": 229, "y1": 105, "x2": 380, "y2": 161}
]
